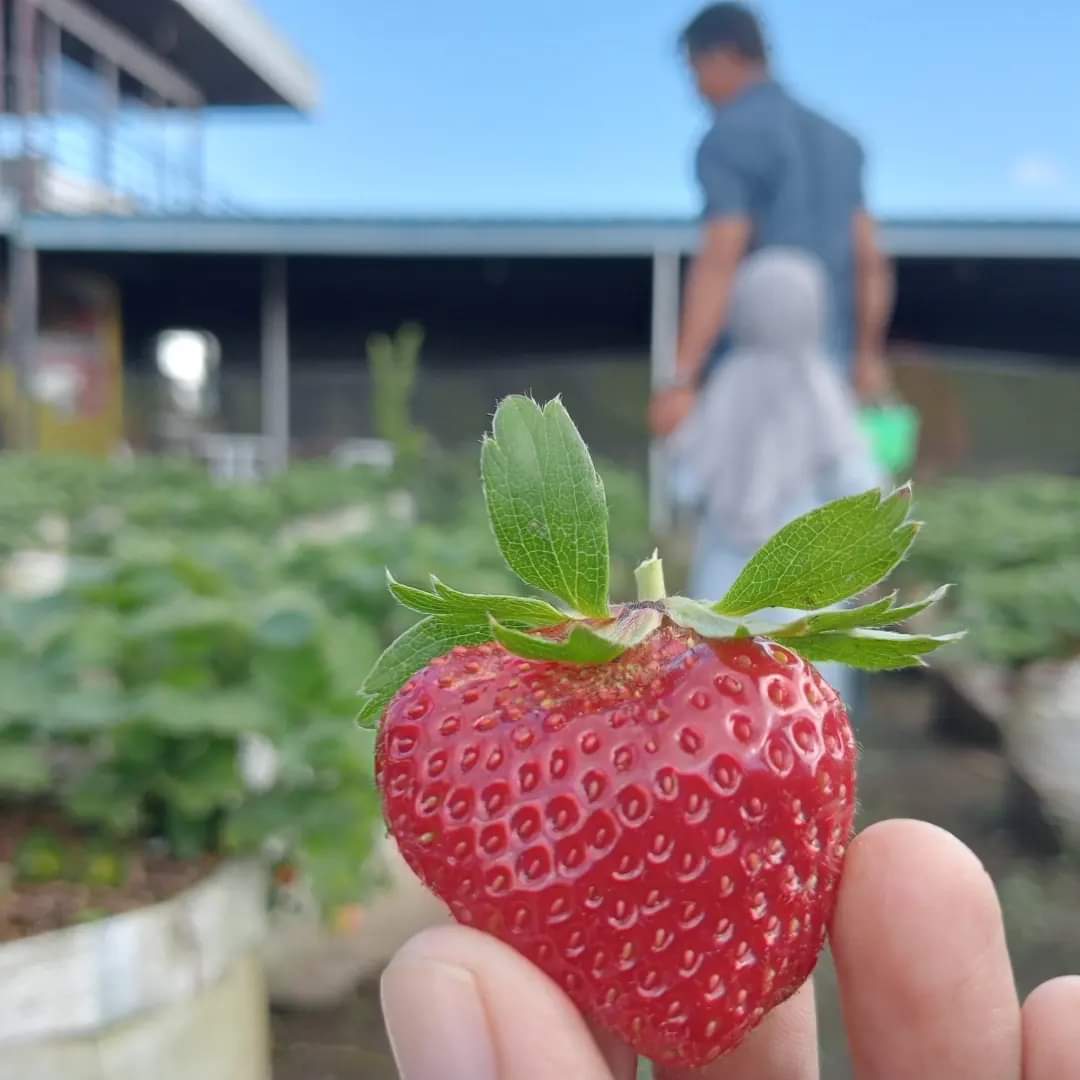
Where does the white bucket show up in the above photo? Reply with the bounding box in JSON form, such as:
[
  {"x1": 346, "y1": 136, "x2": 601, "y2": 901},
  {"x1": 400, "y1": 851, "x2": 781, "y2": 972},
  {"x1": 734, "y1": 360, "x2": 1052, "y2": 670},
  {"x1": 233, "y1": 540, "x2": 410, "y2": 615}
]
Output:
[{"x1": 0, "y1": 860, "x2": 269, "y2": 1080}]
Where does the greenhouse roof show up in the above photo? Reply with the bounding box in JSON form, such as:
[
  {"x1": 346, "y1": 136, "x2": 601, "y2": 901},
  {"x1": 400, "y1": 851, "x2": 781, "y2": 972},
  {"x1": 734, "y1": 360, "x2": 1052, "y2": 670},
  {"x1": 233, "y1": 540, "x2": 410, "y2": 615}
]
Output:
[{"x1": 14, "y1": 214, "x2": 1080, "y2": 260}]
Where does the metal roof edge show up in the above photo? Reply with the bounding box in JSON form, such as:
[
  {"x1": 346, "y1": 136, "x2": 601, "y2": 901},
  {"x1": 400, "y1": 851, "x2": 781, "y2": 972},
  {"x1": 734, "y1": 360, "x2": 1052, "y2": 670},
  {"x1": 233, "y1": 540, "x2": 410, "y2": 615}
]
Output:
[
  {"x1": 880, "y1": 221, "x2": 1080, "y2": 259},
  {"x1": 178, "y1": 0, "x2": 319, "y2": 111},
  {"x1": 17, "y1": 215, "x2": 701, "y2": 256},
  {"x1": 16, "y1": 214, "x2": 1080, "y2": 259}
]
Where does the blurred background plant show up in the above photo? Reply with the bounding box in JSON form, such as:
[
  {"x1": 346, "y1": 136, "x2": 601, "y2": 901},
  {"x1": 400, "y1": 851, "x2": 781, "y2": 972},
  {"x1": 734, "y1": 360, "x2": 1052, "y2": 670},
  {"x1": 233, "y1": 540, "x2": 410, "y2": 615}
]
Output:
[
  {"x1": 903, "y1": 475, "x2": 1080, "y2": 857},
  {"x1": 905, "y1": 475, "x2": 1080, "y2": 667},
  {"x1": 0, "y1": 332, "x2": 649, "y2": 937},
  {"x1": 367, "y1": 322, "x2": 427, "y2": 480}
]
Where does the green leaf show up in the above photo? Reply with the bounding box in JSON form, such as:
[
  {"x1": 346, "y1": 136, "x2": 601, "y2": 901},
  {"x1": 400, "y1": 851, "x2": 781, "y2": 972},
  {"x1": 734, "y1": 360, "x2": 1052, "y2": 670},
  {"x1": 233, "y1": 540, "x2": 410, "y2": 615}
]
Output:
[
  {"x1": 66, "y1": 769, "x2": 144, "y2": 835},
  {"x1": 490, "y1": 605, "x2": 662, "y2": 665},
  {"x1": 323, "y1": 618, "x2": 382, "y2": 706},
  {"x1": 481, "y1": 396, "x2": 610, "y2": 617},
  {"x1": 773, "y1": 586, "x2": 950, "y2": 636},
  {"x1": 664, "y1": 596, "x2": 745, "y2": 639},
  {"x1": 296, "y1": 817, "x2": 379, "y2": 910},
  {"x1": 599, "y1": 606, "x2": 664, "y2": 650},
  {"x1": 254, "y1": 604, "x2": 321, "y2": 650},
  {"x1": 163, "y1": 808, "x2": 214, "y2": 861},
  {"x1": 716, "y1": 486, "x2": 919, "y2": 616},
  {"x1": 0, "y1": 740, "x2": 51, "y2": 794},
  {"x1": 430, "y1": 577, "x2": 566, "y2": 624},
  {"x1": 779, "y1": 627, "x2": 965, "y2": 671},
  {"x1": 356, "y1": 616, "x2": 496, "y2": 728},
  {"x1": 156, "y1": 741, "x2": 242, "y2": 818},
  {"x1": 14, "y1": 832, "x2": 70, "y2": 882},
  {"x1": 0, "y1": 663, "x2": 53, "y2": 727},
  {"x1": 489, "y1": 619, "x2": 623, "y2": 664},
  {"x1": 385, "y1": 573, "x2": 454, "y2": 615},
  {"x1": 42, "y1": 689, "x2": 127, "y2": 735},
  {"x1": 386, "y1": 571, "x2": 565, "y2": 625},
  {"x1": 132, "y1": 686, "x2": 273, "y2": 736}
]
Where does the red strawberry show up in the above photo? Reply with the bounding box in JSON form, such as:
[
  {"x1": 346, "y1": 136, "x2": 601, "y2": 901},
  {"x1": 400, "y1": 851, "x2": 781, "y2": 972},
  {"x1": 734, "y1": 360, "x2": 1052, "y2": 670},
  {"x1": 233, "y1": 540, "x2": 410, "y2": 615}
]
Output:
[
  {"x1": 377, "y1": 619, "x2": 856, "y2": 1069},
  {"x1": 361, "y1": 395, "x2": 955, "y2": 1068}
]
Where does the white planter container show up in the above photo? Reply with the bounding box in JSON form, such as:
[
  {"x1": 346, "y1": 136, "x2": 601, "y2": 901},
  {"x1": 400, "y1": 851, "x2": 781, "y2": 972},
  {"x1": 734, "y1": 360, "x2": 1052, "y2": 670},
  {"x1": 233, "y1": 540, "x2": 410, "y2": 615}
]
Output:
[
  {"x1": 1009, "y1": 659, "x2": 1080, "y2": 850},
  {"x1": 264, "y1": 833, "x2": 448, "y2": 1008},
  {"x1": 0, "y1": 860, "x2": 269, "y2": 1080}
]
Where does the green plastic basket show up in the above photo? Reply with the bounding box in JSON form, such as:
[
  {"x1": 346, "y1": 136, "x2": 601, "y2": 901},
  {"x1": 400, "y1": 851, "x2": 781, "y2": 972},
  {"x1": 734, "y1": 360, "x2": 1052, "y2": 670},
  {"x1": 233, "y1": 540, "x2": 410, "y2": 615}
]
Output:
[{"x1": 860, "y1": 402, "x2": 920, "y2": 475}]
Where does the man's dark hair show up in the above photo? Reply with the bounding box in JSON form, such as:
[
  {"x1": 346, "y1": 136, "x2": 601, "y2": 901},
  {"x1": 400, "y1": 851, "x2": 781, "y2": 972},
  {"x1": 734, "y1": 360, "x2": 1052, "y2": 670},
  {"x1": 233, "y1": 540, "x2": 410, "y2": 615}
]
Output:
[{"x1": 680, "y1": 3, "x2": 767, "y2": 62}]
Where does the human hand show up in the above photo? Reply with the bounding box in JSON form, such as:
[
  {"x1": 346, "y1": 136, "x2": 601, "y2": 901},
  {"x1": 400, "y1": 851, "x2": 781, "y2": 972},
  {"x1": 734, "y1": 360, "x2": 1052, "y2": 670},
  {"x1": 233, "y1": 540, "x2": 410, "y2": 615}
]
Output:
[
  {"x1": 853, "y1": 353, "x2": 893, "y2": 405},
  {"x1": 379, "y1": 819, "x2": 1079, "y2": 1078},
  {"x1": 649, "y1": 386, "x2": 698, "y2": 438}
]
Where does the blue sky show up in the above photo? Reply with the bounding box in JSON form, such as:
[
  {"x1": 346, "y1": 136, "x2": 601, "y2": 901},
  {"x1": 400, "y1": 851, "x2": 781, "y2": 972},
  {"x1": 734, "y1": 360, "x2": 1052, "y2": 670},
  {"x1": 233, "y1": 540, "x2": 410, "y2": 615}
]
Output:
[{"x1": 204, "y1": 0, "x2": 1080, "y2": 219}]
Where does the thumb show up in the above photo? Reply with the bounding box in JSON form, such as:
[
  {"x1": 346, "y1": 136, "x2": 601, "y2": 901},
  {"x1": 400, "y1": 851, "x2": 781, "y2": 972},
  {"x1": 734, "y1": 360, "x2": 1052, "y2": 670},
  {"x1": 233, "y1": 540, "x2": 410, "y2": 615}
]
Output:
[{"x1": 380, "y1": 925, "x2": 620, "y2": 1080}]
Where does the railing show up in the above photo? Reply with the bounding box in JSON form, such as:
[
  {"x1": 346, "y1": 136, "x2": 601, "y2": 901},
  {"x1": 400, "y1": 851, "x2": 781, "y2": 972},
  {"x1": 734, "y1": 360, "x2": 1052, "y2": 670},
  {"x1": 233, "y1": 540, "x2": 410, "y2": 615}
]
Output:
[
  {"x1": 120, "y1": 348, "x2": 1080, "y2": 480},
  {"x1": 0, "y1": 51, "x2": 242, "y2": 216}
]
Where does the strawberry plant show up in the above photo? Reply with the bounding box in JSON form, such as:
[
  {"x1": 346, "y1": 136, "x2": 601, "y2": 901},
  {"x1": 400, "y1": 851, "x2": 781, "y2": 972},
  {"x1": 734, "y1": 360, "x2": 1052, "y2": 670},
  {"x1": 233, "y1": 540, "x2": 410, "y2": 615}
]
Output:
[
  {"x1": 0, "y1": 452, "x2": 394, "y2": 558},
  {"x1": 901, "y1": 476, "x2": 1080, "y2": 666},
  {"x1": 0, "y1": 428, "x2": 650, "y2": 937},
  {"x1": 0, "y1": 533, "x2": 386, "y2": 911},
  {"x1": 367, "y1": 322, "x2": 427, "y2": 477},
  {"x1": 361, "y1": 396, "x2": 957, "y2": 1069}
]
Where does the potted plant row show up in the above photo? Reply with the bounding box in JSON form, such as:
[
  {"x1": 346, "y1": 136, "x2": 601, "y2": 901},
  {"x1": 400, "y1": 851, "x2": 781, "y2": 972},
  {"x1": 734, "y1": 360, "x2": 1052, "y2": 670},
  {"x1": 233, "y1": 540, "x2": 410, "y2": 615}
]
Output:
[{"x1": 905, "y1": 475, "x2": 1080, "y2": 850}]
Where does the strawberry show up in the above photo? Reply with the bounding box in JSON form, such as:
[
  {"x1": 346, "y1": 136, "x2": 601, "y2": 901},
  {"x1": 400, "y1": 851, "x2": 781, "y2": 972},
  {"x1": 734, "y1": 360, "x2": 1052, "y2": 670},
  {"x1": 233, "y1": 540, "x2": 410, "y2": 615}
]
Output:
[
  {"x1": 359, "y1": 396, "x2": 957, "y2": 1068},
  {"x1": 378, "y1": 623, "x2": 854, "y2": 1066}
]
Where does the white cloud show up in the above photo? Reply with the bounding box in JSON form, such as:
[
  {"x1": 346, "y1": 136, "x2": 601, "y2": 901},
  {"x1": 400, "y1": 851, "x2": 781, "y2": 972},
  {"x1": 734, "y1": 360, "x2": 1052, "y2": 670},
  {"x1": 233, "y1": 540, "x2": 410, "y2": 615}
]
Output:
[{"x1": 1010, "y1": 153, "x2": 1066, "y2": 190}]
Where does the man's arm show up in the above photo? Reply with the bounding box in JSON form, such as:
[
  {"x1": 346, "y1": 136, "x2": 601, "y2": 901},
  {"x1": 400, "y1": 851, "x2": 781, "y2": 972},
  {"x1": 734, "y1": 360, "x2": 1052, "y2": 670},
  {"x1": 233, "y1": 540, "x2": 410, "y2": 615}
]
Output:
[
  {"x1": 649, "y1": 217, "x2": 750, "y2": 436},
  {"x1": 852, "y1": 209, "x2": 895, "y2": 402},
  {"x1": 677, "y1": 217, "x2": 752, "y2": 383}
]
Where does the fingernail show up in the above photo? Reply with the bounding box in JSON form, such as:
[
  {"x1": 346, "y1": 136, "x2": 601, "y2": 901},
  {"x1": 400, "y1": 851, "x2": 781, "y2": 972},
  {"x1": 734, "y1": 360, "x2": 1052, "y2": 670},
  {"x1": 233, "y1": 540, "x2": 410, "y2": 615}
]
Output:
[{"x1": 381, "y1": 954, "x2": 497, "y2": 1080}]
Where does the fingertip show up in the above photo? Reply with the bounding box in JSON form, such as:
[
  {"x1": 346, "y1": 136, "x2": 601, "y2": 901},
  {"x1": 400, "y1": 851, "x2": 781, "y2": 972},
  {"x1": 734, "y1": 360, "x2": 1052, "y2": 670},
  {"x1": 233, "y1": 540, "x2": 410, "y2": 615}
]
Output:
[
  {"x1": 832, "y1": 818, "x2": 1020, "y2": 1078},
  {"x1": 385, "y1": 926, "x2": 618, "y2": 1080},
  {"x1": 839, "y1": 818, "x2": 1006, "y2": 978},
  {"x1": 841, "y1": 818, "x2": 1000, "y2": 939},
  {"x1": 1023, "y1": 976, "x2": 1080, "y2": 1079},
  {"x1": 846, "y1": 817, "x2": 991, "y2": 886},
  {"x1": 388, "y1": 922, "x2": 492, "y2": 967},
  {"x1": 1024, "y1": 973, "x2": 1080, "y2": 1011},
  {"x1": 381, "y1": 929, "x2": 499, "y2": 1080}
]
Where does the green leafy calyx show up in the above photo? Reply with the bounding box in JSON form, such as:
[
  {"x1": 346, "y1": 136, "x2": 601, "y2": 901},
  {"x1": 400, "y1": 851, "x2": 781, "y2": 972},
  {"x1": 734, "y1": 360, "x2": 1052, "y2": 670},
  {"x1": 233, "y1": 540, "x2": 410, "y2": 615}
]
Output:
[
  {"x1": 357, "y1": 396, "x2": 959, "y2": 728},
  {"x1": 481, "y1": 396, "x2": 610, "y2": 618}
]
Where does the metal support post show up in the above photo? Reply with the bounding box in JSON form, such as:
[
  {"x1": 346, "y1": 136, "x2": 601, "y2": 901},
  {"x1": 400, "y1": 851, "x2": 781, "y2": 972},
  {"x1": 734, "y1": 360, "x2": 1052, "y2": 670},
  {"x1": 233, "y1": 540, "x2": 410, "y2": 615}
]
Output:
[
  {"x1": 261, "y1": 257, "x2": 290, "y2": 474},
  {"x1": 648, "y1": 249, "x2": 682, "y2": 535}
]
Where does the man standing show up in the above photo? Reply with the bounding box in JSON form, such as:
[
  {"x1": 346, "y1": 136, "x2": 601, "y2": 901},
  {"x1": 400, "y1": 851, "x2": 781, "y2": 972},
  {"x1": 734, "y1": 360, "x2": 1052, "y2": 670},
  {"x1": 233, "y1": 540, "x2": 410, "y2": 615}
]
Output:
[{"x1": 650, "y1": 2, "x2": 893, "y2": 436}]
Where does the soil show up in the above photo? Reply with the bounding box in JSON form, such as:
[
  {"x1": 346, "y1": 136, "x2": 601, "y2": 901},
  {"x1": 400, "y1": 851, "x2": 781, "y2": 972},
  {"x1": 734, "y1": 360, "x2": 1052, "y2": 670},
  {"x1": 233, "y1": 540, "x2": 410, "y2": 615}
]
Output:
[{"x1": 0, "y1": 807, "x2": 217, "y2": 943}]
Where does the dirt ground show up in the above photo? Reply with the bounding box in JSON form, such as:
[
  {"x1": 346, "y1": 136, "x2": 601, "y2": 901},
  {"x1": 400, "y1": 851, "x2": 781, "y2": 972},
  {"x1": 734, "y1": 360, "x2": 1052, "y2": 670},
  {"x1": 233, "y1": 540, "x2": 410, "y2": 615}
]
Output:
[
  {"x1": 0, "y1": 810, "x2": 217, "y2": 944},
  {"x1": 272, "y1": 671, "x2": 1080, "y2": 1079}
]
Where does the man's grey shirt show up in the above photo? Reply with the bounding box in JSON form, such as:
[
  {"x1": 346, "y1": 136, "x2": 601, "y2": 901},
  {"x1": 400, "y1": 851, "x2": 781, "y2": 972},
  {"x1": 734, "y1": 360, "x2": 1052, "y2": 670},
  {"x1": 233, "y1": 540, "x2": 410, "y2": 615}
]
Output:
[{"x1": 696, "y1": 80, "x2": 865, "y2": 367}]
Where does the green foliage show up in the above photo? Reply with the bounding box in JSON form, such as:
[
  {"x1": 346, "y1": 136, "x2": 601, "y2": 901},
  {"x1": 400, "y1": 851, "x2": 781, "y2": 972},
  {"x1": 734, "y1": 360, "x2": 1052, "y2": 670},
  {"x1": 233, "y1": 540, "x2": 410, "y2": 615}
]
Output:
[
  {"x1": 386, "y1": 573, "x2": 565, "y2": 624},
  {"x1": 0, "y1": 469, "x2": 468, "y2": 908},
  {"x1": 365, "y1": 398, "x2": 951, "y2": 705},
  {"x1": 906, "y1": 475, "x2": 1080, "y2": 581},
  {"x1": 0, "y1": 421, "x2": 650, "y2": 911},
  {"x1": 356, "y1": 615, "x2": 498, "y2": 728},
  {"x1": 716, "y1": 486, "x2": 919, "y2": 616},
  {"x1": 778, "y1": 627, "x2": 964, "y2": 670},
  {"x1": 482, "y1": 396, "x2": 611, "y2": 617},
  {"x1": 0, "y1": 453, "x2": 392, "y2": 558},
  {"x1": 0, "y1": 532, "x2": 392, "y2": 907},
  {"x1": 14, "y1": 832, "x2": 71, "y2": 883},
  {"x1": 367, "y1": 323, "x2": 427, "y2": 475},
  {"x1": 903, "y1": 475, "x2": 1080, "y2": 665},
  {"x1": 491, "y1": 606, "x2": 663, "y2": 664}
]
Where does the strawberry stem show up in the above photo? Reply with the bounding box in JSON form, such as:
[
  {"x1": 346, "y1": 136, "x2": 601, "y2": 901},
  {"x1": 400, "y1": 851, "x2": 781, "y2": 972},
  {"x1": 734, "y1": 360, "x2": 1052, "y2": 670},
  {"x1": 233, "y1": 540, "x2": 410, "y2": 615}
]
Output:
[{"x1": 634, "y1": 551, "x2": 667, "y2": 602}]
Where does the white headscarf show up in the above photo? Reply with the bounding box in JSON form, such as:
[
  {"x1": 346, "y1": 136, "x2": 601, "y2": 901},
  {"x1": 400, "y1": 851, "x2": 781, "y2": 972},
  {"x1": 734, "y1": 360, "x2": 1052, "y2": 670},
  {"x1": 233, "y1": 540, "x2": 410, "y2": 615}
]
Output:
[{"x1": 670, "y1": 247, "x2": 876, "y2": 549}]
